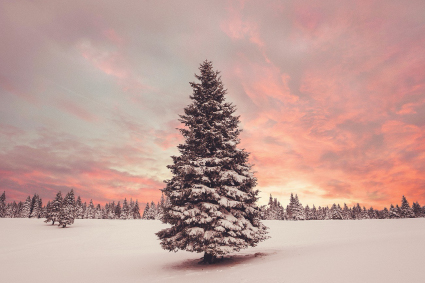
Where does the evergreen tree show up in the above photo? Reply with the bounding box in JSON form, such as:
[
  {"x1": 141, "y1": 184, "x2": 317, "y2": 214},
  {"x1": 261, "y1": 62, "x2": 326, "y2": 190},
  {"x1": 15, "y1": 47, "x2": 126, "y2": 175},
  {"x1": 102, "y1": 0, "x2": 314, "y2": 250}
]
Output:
[
  {"x1": 389, "y1": 204, "x2": 400, "y2": 219},
  {"x1": 156, "y1": 61, "x2": 268, "y2": 263},
  {"x1": 368, "y1": 207, "x2": 377, "y2": 219},
  {"x1": 400, "y1": 196, "x2": 415, "y2": 218},
  {"x1": 381, "y1": 207, "x2": 390, "y2": 219},
  {"x1": 342, "y1": 203, "x2": 351, "y2": 220},
  {"x1": 352, "y1": 204, "x2": 362, "y2": 220},
  {"x1": 0, "y1": 191, "x2": 6, "y2": 218},
  {"x1": 45, "y1": 192, "x2": 63, "y2": 224},
  {"x1": 150, "y1": 201, "x2": 157, "y2": 219},
  {"x1": 288, "y1": 194, "x2": 305, "y2": 220},
  {"x1": 305, "y1": 205, "x2": 312, "y2": 220},
  {"x1": 30, "y1": 194, "x2": 42, "y2": 218},
  {"x1": 331, "y1": 204, "x2": 342, "y2": 220},
  {"x1": 21, "y1": 196, "x2": 32, "y2": 218},
  {"x1": 108, "y1": 201, "x2": 116, "y2": 219},
  {"x1": 76, "y1": 196, "x2": 84, "y2": 219},
  {"x1": 157, "y1": 194, "x2": 166, "y2": 220},
  {"x1": 58, "y1": 190, "x2": 75, "y2": 228},
  {"x1": 412, "y1": 202, "x2": 422, "y2": 217},
  {"x1": 86, "y1": 199, "x2": 95, "y2": 219},
  {"x1": 121, "y1": 198, "x2": 129, "y2": 220},
  {"x1": 310, "y1": 205, "x2": 317, "y2": 220},
  {"x1": 133, "y1": 200, "x2": 141, "y2": 219},
  {"x1": 115, "y1": 201, "x2": 121, "y2": 219},
  {"x1": 142, "y1": 202, "x2": 150, "y2": 219}
]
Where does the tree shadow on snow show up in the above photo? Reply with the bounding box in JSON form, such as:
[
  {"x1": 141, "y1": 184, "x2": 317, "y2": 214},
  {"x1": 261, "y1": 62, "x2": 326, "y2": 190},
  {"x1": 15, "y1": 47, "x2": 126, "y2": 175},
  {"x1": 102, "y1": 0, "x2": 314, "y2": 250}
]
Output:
[{"x1": 167, "y1": 252, "x2": 274, "y2": 271}]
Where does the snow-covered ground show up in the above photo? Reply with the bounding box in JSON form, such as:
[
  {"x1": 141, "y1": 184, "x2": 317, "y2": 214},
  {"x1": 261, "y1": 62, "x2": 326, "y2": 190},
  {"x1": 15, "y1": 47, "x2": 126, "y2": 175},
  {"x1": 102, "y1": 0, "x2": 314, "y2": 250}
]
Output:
[{"x1": 1, "y1": 218, "x2": 424, "y2": 283}]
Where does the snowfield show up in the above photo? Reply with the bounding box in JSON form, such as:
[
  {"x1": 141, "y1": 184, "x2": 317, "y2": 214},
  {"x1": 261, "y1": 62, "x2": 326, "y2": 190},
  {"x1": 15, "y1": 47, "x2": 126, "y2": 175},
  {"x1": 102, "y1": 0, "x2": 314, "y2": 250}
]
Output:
[{"x1": 1, "y1": 218, "x2": 424, "y2": 283}]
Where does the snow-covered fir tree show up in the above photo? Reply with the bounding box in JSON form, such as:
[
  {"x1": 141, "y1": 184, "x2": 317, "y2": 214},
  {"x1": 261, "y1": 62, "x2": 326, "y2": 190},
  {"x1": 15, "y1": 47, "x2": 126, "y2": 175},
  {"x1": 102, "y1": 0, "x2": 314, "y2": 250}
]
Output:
[
  {"x1": 76, "y1": 196, "x2": 84, "y2": 219},
  {"x1": 121, "y1": 198, "x2": 129, "y2": 220},
  {"x1": 331, "y1": 204, "x2": 343, "y2": 220},
  {"x1": 287, "y1": 194, "x2": 305, "y2": 220},
  {"x1": 368, "y1": 207, "x2": 378, "y2": 219},
  {"x1": 156, "y1": 61, "x2": 268, "y2": 264},
  {"x1": 310, "y1": 205, "x2": 317, "y2": 220},
  {"x1": 142, "y1": 202, "x2": 150, "y2": 219},
  {"x1": 412, "y1": 202, "x2": 422, "y2": 217},
  {"x1": 30, "y1": 194, "x2": 42, "y2": 218},
  {"x1": 381, "y1": 207, "x2": 390, "y2": 219},
  {"x1": 133, "y1": 200, "x2": 141, "y2": 219},
  {"x1": 400, "y1": 196, "x2": 415, "y2": 218},
  {"x1": 21, "y1": 196, "x2": 32, "y2": 218},
  {"x1": 95, "y1": 204, "x2": 103, "y2": 219},
  {"x1": 58, "y1": 190, "x2": 75, "y2": 228},
  {"x1": 342, "y1": 203, "x2": 351, "y2": 220},
  {"x1": 45, "y1": 191, "x2": 62, "y2": 224},
  {"x1": 115, "y1": 201, "x2": 121, "y2": 219},
  {"x1": 304, "y1": 205, "x2": 312, "y2": 220},
  {"x1": 86, "y1": 199, "x2": 95, "y2": 219},
  {"x1": 389, "y1": 204, "x2": 400, "y2": 219},
  {"x1": 0, "y1": 191, "x2": 6, "y2": 218},
  {"x1": 265, "y1": 195, "x2": 284, "y2": 220}
]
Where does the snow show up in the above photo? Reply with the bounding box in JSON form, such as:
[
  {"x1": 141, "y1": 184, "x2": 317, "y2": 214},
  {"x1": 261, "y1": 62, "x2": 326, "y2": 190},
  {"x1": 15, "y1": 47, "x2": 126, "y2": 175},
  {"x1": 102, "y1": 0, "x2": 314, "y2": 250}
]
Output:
[{"x1": 1, "y1": 218, "x2": 424, "y2": 283}]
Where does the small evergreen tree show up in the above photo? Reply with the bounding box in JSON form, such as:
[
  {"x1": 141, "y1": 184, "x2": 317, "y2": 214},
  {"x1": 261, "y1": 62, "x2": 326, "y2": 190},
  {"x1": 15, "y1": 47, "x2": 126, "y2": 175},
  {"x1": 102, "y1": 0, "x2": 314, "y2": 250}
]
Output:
[
  {"x1": 400, "y1": 196, "x2": 415, "y2": 218},
  {"x1": 389, "y1": 204, "x2": 400, "y2": 219},
  {"x1": 121, "y1": 198, "x2": 129, "y2": 220},
  {"x1": 331, "y1": 204, "x2": 342, "y2": 220},
  {"x1": 156, "y1": 61, "x2": 268, "y2": 263},
  {"x1": 21, "y1": 196, "x2": 32, "y2": 218},
  {"x1": 381, "y1": 207, "x2": 389, "y2": 219},
  {"x1": 0, "y1": 191, "x2": 6, "y2": 218},
  {"x1": 142, "y1": 202, "x2": 150, "y2": 219},
  {"x1": 58, "y1": 190, "x2": 75, "y2": 228},
  {"x1": 76, "y1": 196, "x2": 84, "y2": 219},
  {"x1": 412, "y1": 202, "x2": 422, "y2": 217},
  {"x1": 115, "y1": 201, "x2": 121, "y2": 219},
  {"x1": 133, "y1": 200, "x2": 141, "y2": 219},
  {"x1": 45, "y1": 192, "x2": 63, "y2": 224},
  {"x1": 30, "y1": 194, "x2": 42, "y2": 218},
  {"x1": 86, "y1": 199, "x2": 95, "y2": 219}
]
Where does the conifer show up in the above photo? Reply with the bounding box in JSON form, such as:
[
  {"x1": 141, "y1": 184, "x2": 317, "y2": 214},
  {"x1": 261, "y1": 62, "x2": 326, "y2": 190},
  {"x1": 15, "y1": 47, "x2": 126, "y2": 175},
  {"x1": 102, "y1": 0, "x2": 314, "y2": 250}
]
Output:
[
  {"x1": 156, "y1": 61, "x2": 268, "y2": 263},
  {"x1": 58, "y1": 190, "x2": 75, "y2": 228}
]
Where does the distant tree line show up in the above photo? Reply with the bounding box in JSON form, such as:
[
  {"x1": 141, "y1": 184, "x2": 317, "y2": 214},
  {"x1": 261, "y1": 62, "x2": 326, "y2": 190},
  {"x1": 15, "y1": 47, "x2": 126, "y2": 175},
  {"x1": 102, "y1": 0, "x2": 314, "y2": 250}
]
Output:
[
  {"x1": 0, "y1": 191, "x2": 144, "y2": 224},
  {"x1": 262, "y1": 193, "x2": 425, "y2": 220}
]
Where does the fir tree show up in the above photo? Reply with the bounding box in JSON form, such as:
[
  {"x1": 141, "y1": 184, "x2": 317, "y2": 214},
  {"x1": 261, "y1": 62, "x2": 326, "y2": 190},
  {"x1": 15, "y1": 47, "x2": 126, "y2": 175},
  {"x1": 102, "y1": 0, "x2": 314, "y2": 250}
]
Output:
[
  {"x1": 331, "y1": 204, "x2": 342, "y2": 220},
  {"x1": 108, "y1": 201, "x2": 116, "y2": 219},
  {"x1": 142, "y1": 202, "x2": 150, "y2": 219},
  {"x1": 381, "y1": 207, "x2": 390, "y2": 219},
  {"x1": 86, "y1": 199, "x2": 95, "y2": 219},
  {"x1": 30, "y1": 194, "x2": 42, "y2": 218},
  {"x1": 58, "y1": 190, "x2": 75, "y2": 228},
  {"x1": 95, "y1": 204, "x2": 103, "y2": 219},
  {"x1": 45, "y1": 192, "x2": 63, "y2": 224},
  {"x1": 400, "y1": 196, "x2": 415, "y2": 218},
  {"x1": 76, "y1": 196, "x2": 84, "y2": 219},
  {"x1": 0, "y1": 191, "x2": 6, "y2": 218},
  {"x1": 133, "y1": 200, "x2": 141, "y2": 219},
  {"x1": 342, "y1": 203, "x2": 351, "y2": 220},
  {"x1": 412, "y1": 202, "x2": 422, "y2": 217},
  {"x1": 21, "y1": 196, "x2": 32, "y2": 218},
  {"x1": 121, "y1": 198, "x2": 129, "y2": 220},
  {"x1": 156, "y1": 61, "x2": 268, "y2": 263},
  {"x1": 310, "y1": 205, "x2": 317, "y2": 220},
  {"x1": 389, "y1": 204, "x2": 400, "y2": 219}
]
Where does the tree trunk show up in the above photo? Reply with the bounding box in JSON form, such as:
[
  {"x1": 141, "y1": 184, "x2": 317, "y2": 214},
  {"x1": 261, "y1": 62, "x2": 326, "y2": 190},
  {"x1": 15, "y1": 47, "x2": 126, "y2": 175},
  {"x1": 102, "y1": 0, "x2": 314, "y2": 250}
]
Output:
[{"x1": 202, "y1": 252, "x2": 216, "y2": 264}]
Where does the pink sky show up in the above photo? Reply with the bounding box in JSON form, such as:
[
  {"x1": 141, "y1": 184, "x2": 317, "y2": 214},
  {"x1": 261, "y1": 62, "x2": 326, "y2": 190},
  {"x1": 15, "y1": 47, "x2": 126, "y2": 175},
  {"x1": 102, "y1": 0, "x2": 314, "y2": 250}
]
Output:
[{"x1": 1, "y1": 0, "x2": 425, "y2": 209}]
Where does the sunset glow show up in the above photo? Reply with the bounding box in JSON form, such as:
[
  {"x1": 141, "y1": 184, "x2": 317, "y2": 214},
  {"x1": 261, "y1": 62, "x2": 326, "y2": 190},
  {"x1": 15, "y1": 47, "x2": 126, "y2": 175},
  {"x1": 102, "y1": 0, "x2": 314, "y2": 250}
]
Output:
[{"x1": 1, "y1": 1, "x2": 425, "y2": 208}]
